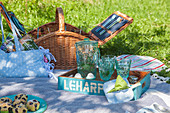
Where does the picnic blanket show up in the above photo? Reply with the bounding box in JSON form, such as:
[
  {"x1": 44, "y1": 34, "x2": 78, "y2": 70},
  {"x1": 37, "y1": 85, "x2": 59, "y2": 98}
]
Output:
[{"x1": 0, "y1": 69, "x2": 170, "y2": 113}]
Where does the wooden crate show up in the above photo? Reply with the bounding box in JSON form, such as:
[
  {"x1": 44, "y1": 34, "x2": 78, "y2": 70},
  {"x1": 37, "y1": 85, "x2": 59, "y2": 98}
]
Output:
[{"x1": 58, "y1": 69, "x2": 150, "y2": 100}]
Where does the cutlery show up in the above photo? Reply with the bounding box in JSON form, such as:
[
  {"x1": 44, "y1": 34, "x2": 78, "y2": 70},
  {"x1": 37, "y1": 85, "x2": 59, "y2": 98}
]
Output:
[
  {"x1": 107, "y1": 17, "x2": 122, "y2": 29},
  {"x1": 95, "y1": 15, "x2": 116, "y2": 32},
  {"x1": 99, "y1": 17, "x2": 122, "y2": 35}
]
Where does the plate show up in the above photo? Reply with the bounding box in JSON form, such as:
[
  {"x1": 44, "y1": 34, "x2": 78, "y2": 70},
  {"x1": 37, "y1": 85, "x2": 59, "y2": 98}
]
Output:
[{"x1": 1, "y1": 94, "x2": 47, "y2": 113}]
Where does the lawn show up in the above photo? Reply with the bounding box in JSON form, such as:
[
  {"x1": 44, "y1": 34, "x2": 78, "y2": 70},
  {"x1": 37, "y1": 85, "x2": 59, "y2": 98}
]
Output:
[{"x1": 1, "y1": 0, "x2": 170, "y2": 69}]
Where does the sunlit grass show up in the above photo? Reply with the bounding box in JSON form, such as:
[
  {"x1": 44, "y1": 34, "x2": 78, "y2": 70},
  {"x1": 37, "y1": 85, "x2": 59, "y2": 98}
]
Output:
[{"x1": 1, "y1": 0, "x2": 169, "y2": 69}]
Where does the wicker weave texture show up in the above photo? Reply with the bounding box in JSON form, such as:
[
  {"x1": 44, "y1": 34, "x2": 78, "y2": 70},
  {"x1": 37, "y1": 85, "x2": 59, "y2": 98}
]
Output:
[
  {"x1": 28, "y1": 7, "x2": 133, "y2": 70},
  {"x1": 28, "y1": 7, "x2": 90, "y2": 69},
  {"x1": 35, "y1": 31, "x2": 87, "y2": 69}
]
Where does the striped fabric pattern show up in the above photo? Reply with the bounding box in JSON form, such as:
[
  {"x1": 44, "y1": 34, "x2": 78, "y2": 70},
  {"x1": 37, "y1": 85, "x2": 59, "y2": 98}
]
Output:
[{"x1": 117, "y1": 55, "x2": 167, "y2": 72}]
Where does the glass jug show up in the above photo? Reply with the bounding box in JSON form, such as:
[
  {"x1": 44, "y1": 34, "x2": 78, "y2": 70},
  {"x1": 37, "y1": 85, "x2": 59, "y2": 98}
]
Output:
[{"x1": 75, "y1": 38, "x2": 100, "y2": 79}]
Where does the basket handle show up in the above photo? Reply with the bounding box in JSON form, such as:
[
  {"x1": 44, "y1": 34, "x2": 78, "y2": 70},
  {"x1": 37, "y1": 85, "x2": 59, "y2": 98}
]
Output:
[{"x1": 55, "y1": 7, "x2": 65, "y2": 32}]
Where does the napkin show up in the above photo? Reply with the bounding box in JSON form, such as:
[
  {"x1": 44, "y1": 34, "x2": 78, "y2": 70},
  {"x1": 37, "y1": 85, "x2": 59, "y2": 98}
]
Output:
[
  {"x1": 103, "y1": 77, "x2": 134, "y2": 104},
  {"x1": 107, "y1": 75, "x2": 129, "y2": 93}
]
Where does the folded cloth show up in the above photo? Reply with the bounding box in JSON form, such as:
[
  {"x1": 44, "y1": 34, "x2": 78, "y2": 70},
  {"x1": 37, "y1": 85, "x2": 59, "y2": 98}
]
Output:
[
  {"x1": 117, "y1": 55, "x2": 167, "y2": 72},
  {"x1": 107, "y1": 75, "x2": 129, "y2": 93},
  {"x1": 103, "y1": 77, "x2": 134, "y2": 104}
]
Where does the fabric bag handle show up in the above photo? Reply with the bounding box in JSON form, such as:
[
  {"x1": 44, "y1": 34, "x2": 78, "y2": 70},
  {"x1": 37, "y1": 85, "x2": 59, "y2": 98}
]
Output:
[
  {"x1": 8, "y1": 11, "x2": 27, "y2": 35},
  {"x1": 55, "y1": 7, "x2": 65, "y2": 32},
  {"x1": 0, "y1": 2, "x2": 12, "y2": 30},
  {"x1": 0, "y1": 12, "x2": 4, "y2": 43},
  {"x1": 0, "y1": 4, "x2": 22, "y2": 51},
  {"x1": 0, "y1": 2, "x2": 26, "y2": 36}
]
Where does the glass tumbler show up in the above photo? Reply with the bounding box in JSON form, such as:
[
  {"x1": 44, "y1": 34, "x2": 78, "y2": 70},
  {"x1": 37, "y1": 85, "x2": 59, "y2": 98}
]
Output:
[
  {"x1": 115, "y1": 58, "x2": 131, "y2": 78},
  {"x1": 99, "y1": 57, "x2": 113, "y2": 81},
  {"x1": 102, "y1": 55, "x2": 116, "y2": 75}
]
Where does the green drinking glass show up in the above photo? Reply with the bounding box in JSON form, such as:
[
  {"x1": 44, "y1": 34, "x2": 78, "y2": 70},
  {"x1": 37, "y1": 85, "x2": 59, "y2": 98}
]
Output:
[
  {"x1": 99, "y1": 57, "x2": 114, "y2": 81},
  {"x1": 115, "y1": 58, "x2": 131, "y2": 78},
  {"x1": 102, "y1": 55, "x2": 116, "y2": 75}
]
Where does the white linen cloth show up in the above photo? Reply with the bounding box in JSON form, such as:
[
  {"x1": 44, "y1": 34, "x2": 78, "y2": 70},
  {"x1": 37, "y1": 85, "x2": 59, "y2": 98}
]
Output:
[{"x1": 0, "y1": 70, "x2": 170, "y2": 113}]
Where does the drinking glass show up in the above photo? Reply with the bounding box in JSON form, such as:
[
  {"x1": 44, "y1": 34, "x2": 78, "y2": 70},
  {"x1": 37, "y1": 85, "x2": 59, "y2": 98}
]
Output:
[
  {"x1": 102, "y1": 55, "x2": 116, "y2": 75},
  {"x1": 115, "y1": 58, "x2": 131, "y2": 78},
  {"x1": 99, "y1": 57, "x2": 114, "y2": 81}
]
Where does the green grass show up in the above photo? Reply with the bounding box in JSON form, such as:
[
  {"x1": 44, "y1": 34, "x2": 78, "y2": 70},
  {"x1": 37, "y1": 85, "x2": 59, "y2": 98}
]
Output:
[{"x1": 1, "y1": 0, "x2": 170, "y2": 69}]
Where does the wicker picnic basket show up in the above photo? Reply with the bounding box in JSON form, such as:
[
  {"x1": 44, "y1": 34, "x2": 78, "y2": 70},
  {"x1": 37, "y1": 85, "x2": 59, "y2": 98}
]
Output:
[
  {"x1": 28, "y1": 7, "x2": 92, "y2": 69},
  {"x1": 28, "y1": 7, "x2": 133, "y2": 70},
  {"x1": 1, "y1": 2, "x2": 133, "y2": 70}
]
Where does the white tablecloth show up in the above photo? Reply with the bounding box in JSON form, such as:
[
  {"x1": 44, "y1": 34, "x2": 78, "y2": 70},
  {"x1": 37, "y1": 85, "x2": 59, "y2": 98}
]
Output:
[{"x1": 0, "y1": 70, "x2": 170, "y2": 113}]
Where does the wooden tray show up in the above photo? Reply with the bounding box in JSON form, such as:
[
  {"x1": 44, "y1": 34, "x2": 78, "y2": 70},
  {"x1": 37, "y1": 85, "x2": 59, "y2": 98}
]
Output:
[{"x1": 58, "y1": 68, "x2": 150, "y2": 100}]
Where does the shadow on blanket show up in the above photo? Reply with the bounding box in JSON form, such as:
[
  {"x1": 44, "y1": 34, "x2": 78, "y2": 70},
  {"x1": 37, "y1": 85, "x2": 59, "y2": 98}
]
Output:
[{"x1": 0, "y1": 76, "x2": 169, "y2": 113}]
